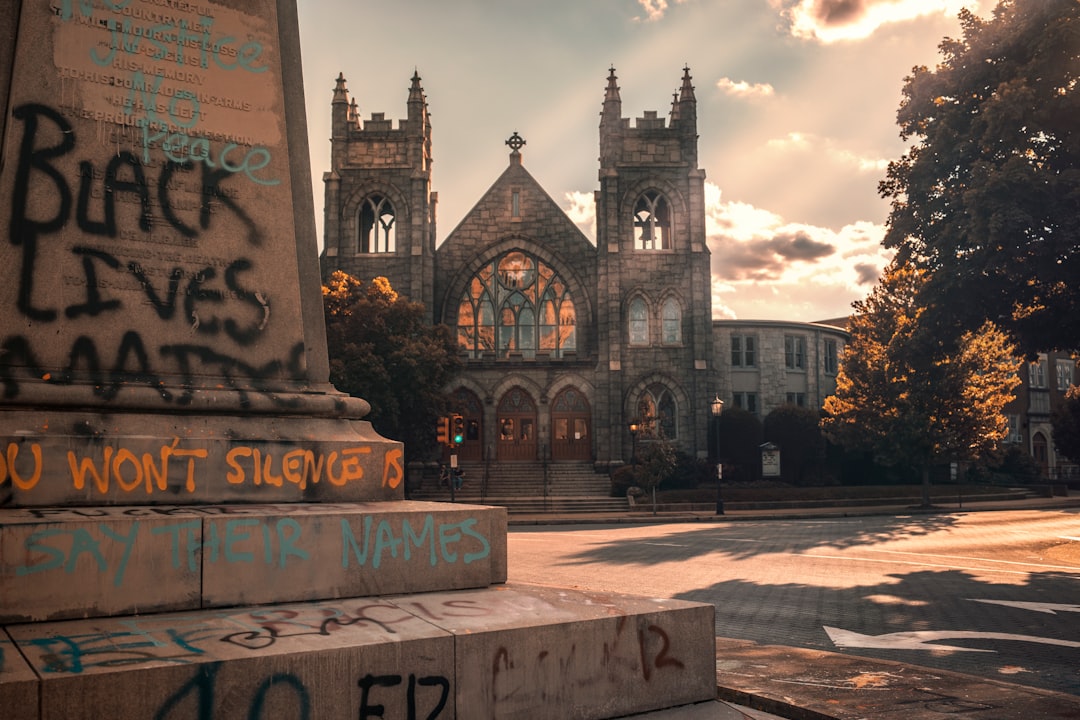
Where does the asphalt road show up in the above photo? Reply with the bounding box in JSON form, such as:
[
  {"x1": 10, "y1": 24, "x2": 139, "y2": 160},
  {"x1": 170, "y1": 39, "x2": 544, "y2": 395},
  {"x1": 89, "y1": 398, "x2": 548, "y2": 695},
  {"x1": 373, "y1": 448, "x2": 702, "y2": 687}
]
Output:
[{"x1": 507, "y1": 508, "x2": 1080, "y2": 697}]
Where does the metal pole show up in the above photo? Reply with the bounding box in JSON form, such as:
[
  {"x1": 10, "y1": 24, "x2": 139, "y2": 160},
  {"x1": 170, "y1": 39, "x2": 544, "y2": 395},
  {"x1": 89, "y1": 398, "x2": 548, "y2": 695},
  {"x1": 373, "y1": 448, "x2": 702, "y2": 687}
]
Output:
[
  {"x1": 711, "y1": 396, "x2": 724, "y2": 516},
  {"x1": 714, "y1": 417, "x2": 724, "y2": 515}
]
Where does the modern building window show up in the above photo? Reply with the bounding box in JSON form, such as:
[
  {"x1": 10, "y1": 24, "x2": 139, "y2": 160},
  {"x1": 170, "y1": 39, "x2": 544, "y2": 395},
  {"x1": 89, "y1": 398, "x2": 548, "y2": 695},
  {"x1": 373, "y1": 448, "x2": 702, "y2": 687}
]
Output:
[
  {"x1": 731, "y1": 335, "x2": 756, "y2": 367},
  {"x1": 1056, "y1": 359, "x2": 1074, "y2": 391},
  {"x1": 824, "y1": 338, "x2": 838, "y2": 375},
  {"x1": 784, "y1": 335, "x2": 806, "y2": 370},
  {"x1": 633, "y1": 190, "x2": 672, "y2": 250},
  {"x1": 1029, "y1": 356, "x2": 1047, "y2": 388},
  {"x1": 732, "y1": 392, "x2": 758, "y2": 414},
  {"x1": 785, "y1": 392, "x2": 806, "y2": 407},
  {"x1": 457, "y1": 250, "x2": 576, "y2": 359},
  {"x1": 661, "y1": 297, "x2": 682, "y2": 344},
  {"x1": 629, "y1": 297, "x2": 649, "y2": 346},
  {"x1": 358, "y1": 194, "x2": 395, "y2": 253}
]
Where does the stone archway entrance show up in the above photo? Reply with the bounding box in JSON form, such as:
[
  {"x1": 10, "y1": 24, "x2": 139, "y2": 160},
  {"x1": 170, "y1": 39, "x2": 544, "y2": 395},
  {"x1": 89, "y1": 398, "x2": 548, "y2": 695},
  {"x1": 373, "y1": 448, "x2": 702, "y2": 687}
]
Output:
[
  {"x1": 551, "y1": 386, "x2": 591, "y2": 462},
  {"x1": 496, "y1": 387, "x2": 537, "y2": 462}
]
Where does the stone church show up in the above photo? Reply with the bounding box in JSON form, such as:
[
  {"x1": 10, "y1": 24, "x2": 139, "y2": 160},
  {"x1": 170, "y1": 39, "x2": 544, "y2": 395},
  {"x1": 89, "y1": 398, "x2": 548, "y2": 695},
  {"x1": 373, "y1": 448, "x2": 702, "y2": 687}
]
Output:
[
  {"x1": 320, "y1": 67, "x2": 716, "y2": 475},
  {"x1": 320, "y1": 68, "x2": 849, "y2": 488}
]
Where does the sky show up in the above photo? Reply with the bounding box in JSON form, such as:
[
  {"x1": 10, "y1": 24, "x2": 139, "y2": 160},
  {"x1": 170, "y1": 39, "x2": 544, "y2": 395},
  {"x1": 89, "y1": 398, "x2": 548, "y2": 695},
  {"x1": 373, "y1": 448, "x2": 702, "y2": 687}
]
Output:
[{"x1": 296, "y1": 0, "x2": 996, "y2": 323}]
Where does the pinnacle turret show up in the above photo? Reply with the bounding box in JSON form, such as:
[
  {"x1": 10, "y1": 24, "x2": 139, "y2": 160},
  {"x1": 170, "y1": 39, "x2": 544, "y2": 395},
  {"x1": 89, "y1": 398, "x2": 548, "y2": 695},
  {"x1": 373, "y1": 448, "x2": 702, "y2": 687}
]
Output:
[
  {"x1": 333, "y1": 72, "x2": 349, "y2": 104},
  {"x1": 601, "y1": 66, "x2": 622, "y2": 121}
]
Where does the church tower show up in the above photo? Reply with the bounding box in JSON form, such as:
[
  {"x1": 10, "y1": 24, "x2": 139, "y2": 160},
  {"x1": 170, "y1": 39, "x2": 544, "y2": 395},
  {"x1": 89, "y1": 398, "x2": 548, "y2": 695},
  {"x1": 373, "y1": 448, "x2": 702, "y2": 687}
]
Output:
[
  {"x1": 321, "y1": 72, "x2": 437, "y2": 318},
  {"x1": 594, "y1": 67, "x2": 715, "y2": 467}
]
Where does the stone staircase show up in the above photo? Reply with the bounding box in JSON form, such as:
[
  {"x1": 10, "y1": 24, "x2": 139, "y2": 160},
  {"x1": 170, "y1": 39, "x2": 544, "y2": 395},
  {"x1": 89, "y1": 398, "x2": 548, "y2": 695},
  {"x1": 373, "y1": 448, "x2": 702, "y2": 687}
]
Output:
[{"x1": 413, "y1": 461, "x2": 631, "y2": 514}]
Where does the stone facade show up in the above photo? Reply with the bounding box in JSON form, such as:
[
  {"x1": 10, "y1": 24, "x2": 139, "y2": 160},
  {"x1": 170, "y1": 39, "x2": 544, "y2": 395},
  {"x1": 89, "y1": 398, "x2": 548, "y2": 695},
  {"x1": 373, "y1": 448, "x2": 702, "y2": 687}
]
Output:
[{"x1": 320, "y1": 68, "x2": 849, "y2": 474}]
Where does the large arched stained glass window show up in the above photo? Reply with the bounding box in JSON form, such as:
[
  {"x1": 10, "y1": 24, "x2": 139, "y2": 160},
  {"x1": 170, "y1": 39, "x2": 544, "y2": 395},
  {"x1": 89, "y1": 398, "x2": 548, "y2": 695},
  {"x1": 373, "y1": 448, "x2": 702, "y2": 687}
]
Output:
[{"x1": 458, "y1": 250, "x2": 577, "y2": 359}]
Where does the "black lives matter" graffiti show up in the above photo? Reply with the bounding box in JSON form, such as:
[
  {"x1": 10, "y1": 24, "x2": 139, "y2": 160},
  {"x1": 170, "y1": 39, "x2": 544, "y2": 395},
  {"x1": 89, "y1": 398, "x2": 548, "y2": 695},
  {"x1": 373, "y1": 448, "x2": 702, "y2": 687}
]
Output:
[{"x1": 2, "y1": 1, "x2": 305, "y2": 406}]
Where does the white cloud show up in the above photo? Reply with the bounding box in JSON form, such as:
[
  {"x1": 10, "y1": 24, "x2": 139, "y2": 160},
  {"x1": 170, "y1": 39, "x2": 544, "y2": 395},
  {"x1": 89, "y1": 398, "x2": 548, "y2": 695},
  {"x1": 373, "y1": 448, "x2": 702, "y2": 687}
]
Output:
[
  {"x1": 635, "y1": 0, "x2": 688, "y2": 22},
  {"x1": 565, "y1": 191, "x2": 597, "y2": 242},
  {"x1": 765, "y1": 131, "x2": 888, "y2": 174},
  {"x1": 766, "y1": 131, "x2": 814, "y2": 152},
  {"x1": 704, "y1": 182, "x2": 893, "y2": 320},
  {"x1": 777, "y1": 0, "x2": 978, "y2": 43},
  {"x1": 716, "y1": 77, "x2": 776, "y2": 99}
]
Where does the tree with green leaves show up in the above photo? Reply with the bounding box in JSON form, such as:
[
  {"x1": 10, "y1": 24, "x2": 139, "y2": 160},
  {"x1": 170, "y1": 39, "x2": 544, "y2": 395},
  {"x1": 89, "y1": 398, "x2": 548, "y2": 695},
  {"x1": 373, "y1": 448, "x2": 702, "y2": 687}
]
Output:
[
  {"x1": 1051, "y1": 386, "x2": 1080, "y2": 467},
  {"x1": 323, "y1": 271, "x2": 461, "y2": 463},
  {"x1": 879, "y1": 0, "x2": 1080, "y2": 355},
  {"x1": 822, "y1": 263, "x2": 1021, "y2": 506}
]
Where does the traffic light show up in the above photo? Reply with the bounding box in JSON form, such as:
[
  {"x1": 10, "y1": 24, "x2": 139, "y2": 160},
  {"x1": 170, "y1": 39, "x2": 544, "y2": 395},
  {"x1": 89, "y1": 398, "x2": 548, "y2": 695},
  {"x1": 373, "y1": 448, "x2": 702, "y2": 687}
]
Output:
[
  {"x1": 451, "y1": 414, "x2": 465, "y2": 446},
  {"x1": 436, "y1": 416, "x2": 449, "y2": 446}
]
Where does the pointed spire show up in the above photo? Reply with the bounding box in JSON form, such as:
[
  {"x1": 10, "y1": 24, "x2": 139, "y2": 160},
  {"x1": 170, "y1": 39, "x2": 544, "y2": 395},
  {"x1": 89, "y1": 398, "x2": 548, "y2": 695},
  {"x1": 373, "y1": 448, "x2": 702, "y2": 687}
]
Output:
[
  {"x1": 678, "y1": 65, "x2": 696, "y2": 104},
  {"x1": 669, "y1": 90, "x2": 681, "y2": 123},
  {"x1": 408, "y1": 70, "x2": 426, "y2": 105},
  {"x1": 676, "y1": 66, "x2": 697, "y2": 131},
  {"x1": 601, "y1": 66, "x2": 622, "y2": 122},
  {"x1": 333, "y1": 72, "x2": 349, "y2": 104}
]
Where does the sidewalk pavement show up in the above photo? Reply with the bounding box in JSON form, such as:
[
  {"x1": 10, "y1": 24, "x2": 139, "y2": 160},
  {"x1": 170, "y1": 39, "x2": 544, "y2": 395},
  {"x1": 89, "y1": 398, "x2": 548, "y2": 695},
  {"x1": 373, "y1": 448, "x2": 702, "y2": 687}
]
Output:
[{"x1": 510, "y1": 494, "x2": 1080, "y2": 719}]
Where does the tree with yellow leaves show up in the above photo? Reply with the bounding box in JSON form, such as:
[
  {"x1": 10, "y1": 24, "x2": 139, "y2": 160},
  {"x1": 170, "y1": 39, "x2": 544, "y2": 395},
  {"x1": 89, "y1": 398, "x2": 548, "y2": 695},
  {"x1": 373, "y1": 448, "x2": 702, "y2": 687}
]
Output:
[{"x1": 822, "y1": 263, "x2": 1021, "y2": 506}]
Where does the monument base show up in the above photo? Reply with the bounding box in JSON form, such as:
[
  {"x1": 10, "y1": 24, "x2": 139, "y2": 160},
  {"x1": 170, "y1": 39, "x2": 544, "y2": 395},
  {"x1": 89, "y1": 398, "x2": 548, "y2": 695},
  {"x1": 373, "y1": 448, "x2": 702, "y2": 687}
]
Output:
[
  {"x1": 0, "y1": 405, "x2": 405, "y2": 507},
  {"x1": 1, "y1": 584, "x2": 716, "y2": 720},
  {"x1": 1, "y1": 501, "x2": 507, "y2": 623}
]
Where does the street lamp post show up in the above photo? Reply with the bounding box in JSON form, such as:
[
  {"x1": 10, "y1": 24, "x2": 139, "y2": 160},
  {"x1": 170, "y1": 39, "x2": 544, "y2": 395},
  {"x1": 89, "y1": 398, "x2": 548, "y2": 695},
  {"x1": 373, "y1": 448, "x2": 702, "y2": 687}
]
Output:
[
  {"x1": 629, "y1": 421, "x2": 639, "y2": 469},
  {"x1": 710, "y1": 396, "x2": 724, "y2": 515}
]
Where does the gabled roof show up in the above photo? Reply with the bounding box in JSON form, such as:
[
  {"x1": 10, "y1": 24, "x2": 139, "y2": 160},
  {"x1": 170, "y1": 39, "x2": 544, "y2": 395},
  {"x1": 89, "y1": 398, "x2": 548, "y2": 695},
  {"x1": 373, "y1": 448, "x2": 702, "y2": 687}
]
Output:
[{"x1": 441, "y1": 143, "x2": 594, "y2": 254}]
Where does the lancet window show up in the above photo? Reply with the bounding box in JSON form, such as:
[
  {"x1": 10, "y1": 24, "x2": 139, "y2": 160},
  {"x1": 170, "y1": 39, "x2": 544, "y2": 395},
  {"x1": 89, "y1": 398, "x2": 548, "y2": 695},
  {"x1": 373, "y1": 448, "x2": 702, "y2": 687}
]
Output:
[
  {"x1": 633, "y1": 190, "x2": 672, "y2": 250},
  {"x1": 358, "y1": 194, "x2": 395, "y2": 253}
]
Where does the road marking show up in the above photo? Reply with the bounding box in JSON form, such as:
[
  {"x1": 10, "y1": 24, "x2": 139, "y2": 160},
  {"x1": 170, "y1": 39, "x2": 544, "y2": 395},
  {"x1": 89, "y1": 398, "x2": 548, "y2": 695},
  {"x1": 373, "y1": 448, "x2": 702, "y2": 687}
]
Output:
[
  {"x1": 859, "y1": 547, "x2": 1080, "y2": 573},
  {"x1": 971, "y1": 599, "x2": 1080, "y2": 615},
  {"x1": 824, "y1": 626, "x2": 1080, "y2": 652},
  {"x1": 802, "y1": 552, "x2": 1080, "y2": 578}
]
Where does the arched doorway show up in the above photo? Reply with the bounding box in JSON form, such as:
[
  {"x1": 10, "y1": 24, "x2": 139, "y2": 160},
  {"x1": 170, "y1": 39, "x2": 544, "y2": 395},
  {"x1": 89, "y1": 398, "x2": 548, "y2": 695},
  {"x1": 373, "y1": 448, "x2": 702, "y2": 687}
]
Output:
[
  {"x1": 451, "y1": 388, "x2": 483, "y2": 462},
  {"x1": 551, "y1": 387, "x2": 592, "y2": 462},
  {"x1": 496, "y1": 387, "x2": 538, "y2": 462}
]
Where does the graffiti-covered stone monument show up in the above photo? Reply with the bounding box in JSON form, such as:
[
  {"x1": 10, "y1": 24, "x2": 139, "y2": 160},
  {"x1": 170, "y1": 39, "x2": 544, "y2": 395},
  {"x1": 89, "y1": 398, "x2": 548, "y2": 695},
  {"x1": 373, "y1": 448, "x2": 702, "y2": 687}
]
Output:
[{"x1": 0, "y1": 1, "x2": 716, "y2": 717}]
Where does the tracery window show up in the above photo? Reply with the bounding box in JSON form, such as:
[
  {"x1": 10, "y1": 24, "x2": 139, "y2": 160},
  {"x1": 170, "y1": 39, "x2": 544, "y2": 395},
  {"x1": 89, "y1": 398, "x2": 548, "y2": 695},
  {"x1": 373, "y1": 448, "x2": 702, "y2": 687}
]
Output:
[
  {"x1": 637, "y1": 385, "x2": 678, "y2": 440},
  {"x1": 633, "y1": 190, "x2": 672, "y2": 250},
  {"x1": 661, "y1": 297, "x2": 681, "y2": 344},
  {"x1": 457, "y1": 250, "x2": 577, "y2": 359},
  {"x1": 358, "y1": 195, "x2": 395, "y2": 253}
]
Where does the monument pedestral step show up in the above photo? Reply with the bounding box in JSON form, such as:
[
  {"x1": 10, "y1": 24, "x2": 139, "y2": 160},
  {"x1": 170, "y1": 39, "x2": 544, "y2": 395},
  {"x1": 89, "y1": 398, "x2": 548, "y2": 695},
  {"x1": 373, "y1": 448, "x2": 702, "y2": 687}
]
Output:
[
  {"x1": 1, "y1": 584, "x2": 716, "y2": 720},
  {"x1": 0, "y1": 501, "x2": 507, "y2": 623}
]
